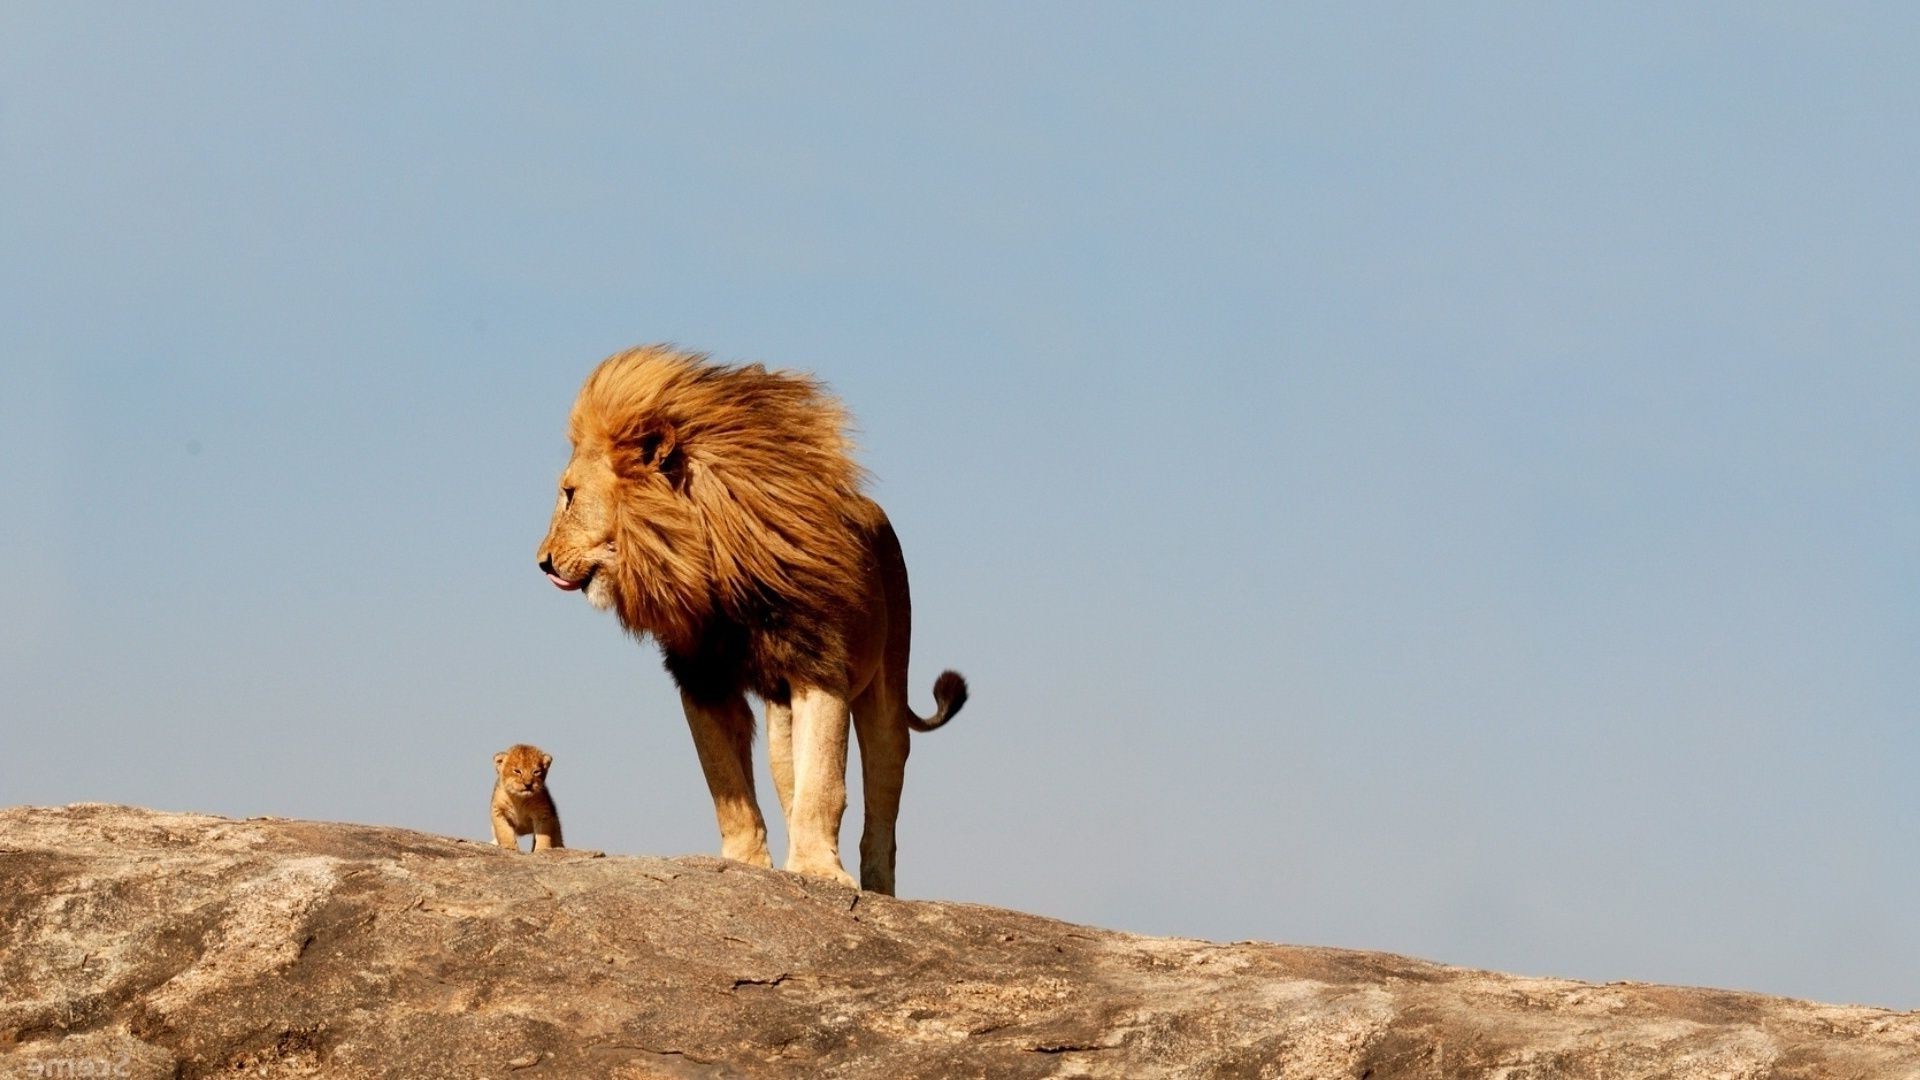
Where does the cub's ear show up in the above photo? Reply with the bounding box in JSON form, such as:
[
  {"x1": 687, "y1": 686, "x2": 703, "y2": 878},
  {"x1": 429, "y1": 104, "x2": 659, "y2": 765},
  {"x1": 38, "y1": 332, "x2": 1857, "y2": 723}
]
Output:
[
  {"x1": 616, "y1": 423, "x2": 687, "y2": 488},
  {"x1": 540, "y1": 753, "x2": 553, "y2": 771},
  {"x1": 493, "y1": 751, "x2": 507, "y2": 771}
]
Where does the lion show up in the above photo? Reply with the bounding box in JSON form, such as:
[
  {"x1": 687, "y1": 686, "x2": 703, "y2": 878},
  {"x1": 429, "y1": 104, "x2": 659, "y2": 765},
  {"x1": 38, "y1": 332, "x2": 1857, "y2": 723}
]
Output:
[
  {"x1": 536, "y1": 345, "x2": 967, "y2": 894},
  {"x1": 492, "y1": 743, "x2": 564, "y2": 852}
]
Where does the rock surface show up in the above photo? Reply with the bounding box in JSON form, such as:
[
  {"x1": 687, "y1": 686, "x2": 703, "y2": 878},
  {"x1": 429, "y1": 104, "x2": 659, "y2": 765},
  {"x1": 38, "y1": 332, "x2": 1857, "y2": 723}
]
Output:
[{"x1": 1, "y1": 804, "x2": 1915, "y2": 1079}]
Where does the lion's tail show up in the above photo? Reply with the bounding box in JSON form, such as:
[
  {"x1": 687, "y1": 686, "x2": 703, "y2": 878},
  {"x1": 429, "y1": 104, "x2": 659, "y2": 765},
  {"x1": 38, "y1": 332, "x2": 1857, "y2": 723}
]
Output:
[{"x1": 906, "y1": 670, "x2": 969, "y2": 733}]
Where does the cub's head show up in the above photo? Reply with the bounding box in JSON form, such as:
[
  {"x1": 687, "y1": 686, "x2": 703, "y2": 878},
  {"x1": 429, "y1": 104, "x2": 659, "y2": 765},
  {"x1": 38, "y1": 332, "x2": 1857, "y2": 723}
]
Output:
[{"x1": 493, "y1": 744, "x2": 552, "y2": 798}]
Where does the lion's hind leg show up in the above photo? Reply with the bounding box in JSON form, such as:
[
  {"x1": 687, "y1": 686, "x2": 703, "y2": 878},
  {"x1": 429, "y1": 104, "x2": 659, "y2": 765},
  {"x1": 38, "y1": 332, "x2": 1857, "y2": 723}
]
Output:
[
  {"x1": 851, "y1": 683, "x2": 908, "y2": 896},
  {"x1": 766, "y1": 698, "x2": 795, "y2": 823}
]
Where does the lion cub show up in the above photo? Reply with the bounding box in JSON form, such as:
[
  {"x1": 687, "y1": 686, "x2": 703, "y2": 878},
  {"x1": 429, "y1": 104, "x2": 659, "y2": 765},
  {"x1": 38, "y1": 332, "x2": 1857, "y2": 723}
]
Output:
[{"x1": 491, "y1": 744, "x2": 564, "y2": 851}]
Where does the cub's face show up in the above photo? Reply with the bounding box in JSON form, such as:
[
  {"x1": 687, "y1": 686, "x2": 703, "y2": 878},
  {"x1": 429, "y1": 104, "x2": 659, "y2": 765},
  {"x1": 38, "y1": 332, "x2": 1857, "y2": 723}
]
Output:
[
  {"x1": 537, "y1": 450, "x2": 619, "y2": 611},
  {"x1": 493, "y1": 746, "x2": 552, "y2": 798}
]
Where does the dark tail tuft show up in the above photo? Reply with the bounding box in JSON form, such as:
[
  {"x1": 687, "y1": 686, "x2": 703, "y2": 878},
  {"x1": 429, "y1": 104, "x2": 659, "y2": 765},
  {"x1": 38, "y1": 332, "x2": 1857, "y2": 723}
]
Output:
[{"x1": 909, "y1": 670, "x2": 969, "y2": 732}]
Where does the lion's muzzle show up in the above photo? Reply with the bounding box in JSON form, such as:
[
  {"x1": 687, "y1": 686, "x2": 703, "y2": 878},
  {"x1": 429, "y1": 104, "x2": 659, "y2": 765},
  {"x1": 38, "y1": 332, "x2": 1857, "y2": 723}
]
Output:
[{"x1": 538, "y1": 555, "x2": 587, "y2": 592}]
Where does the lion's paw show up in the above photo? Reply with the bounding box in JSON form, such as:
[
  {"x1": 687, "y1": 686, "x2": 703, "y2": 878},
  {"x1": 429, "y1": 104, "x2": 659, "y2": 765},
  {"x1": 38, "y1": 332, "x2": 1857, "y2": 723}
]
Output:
[{"x1": 787, "y1": 855, "x2": 857, "y2": 889}]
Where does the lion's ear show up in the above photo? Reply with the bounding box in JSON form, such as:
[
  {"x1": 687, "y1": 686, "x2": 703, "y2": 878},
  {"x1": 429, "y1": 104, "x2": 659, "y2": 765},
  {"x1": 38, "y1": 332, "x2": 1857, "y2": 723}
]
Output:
[
  {"x1": 540, "y1": 753, "x2": 553, "y2": 771},
  {"x1": 493, "y1": 751, "x2": 507, "y2": 771},
  {"x1": 620, "y1": 424, "x2": 688, "y2": 488}
]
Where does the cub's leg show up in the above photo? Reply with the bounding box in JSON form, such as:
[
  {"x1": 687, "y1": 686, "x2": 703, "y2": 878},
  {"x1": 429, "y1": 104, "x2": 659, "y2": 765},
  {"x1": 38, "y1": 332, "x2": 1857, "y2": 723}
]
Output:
[
  {"x1": 491, "y1": 809, "x2": 521, "y2": 850},
  {"x1": 851, "y1": 683, "x2": 908, "y2": 896},
  {"x1": 784, "y1": 684, "x2": 856, "y2": 887},
  {"x1": 680, "y1": 690, "x2": 772, "y2": 868},
  {"x1": 530, "y1": 808, "x2": 562, "y2": 851}
]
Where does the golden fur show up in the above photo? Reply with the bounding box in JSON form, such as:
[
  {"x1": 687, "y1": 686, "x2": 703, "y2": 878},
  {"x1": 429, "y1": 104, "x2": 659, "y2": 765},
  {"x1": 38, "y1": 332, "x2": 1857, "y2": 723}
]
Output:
[
  {"x1": 537, "y1": 345, "x2": 966, "y2": 893},
  {"x1": 492, "y1": 744, "x2": 563, "y2": 852}
]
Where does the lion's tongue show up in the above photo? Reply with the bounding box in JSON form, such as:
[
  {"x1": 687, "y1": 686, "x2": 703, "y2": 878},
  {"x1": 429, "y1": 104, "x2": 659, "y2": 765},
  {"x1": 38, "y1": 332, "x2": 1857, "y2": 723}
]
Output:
[{"x1": 547, "y1": 572, "x2": 583, "y2": 592}]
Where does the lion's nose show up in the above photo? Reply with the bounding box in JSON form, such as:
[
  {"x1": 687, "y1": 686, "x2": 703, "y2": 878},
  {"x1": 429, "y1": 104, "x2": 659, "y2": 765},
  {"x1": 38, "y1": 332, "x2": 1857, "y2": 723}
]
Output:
[{"x1": 539, "y1": 554, "x2": 557, "y2": 576}]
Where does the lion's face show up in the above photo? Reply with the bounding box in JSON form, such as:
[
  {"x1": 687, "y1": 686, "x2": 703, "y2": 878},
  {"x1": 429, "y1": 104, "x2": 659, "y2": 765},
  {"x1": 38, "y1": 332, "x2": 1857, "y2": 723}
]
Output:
[
  {"x1": 537, "y1": 406, "x2": 713, "y2": 648},
  {"x1": 494, "y1": 745, "x2": 551, "y2": 797},
  {"x1": 537, "y1": 448, "x2": 621, "y2": 612},
  {"x1": 539, "y1": 346, "x2": 870, "y2": 657}
]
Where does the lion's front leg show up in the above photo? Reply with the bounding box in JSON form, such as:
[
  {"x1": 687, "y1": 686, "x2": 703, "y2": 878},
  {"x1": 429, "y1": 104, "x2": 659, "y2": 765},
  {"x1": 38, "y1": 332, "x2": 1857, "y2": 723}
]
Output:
[
  {"x1": 783, "y1": 685, "x2": 856, "y2": 887},
  {"x1": 680, "y1": 691, "x2": 772, "y2": 868}
]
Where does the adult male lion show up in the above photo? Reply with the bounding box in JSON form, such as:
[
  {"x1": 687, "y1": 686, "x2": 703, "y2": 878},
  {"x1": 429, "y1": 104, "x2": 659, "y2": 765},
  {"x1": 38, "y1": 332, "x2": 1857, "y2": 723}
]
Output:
[{"x1": 536, "y1": 345, "x2": 967, "y2": 894}]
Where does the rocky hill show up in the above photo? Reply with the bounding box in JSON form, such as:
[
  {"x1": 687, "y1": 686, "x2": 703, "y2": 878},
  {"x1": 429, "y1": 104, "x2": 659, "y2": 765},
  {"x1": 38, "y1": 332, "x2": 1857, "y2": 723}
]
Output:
[{"x1": 1, "y1": 804, "x2": 1914, "y2": 1078}]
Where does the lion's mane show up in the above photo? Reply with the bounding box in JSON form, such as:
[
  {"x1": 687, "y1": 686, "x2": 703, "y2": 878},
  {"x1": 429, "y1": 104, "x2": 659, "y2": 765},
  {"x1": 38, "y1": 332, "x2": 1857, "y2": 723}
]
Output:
[{"x1": 567, "y1": 345, "x2": 873, "y2": 699}]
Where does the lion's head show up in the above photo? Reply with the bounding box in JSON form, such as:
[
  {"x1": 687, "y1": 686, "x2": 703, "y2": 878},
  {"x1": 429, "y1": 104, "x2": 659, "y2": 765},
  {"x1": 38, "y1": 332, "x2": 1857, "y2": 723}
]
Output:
[{"x1": 537, "y1": 345, "x2": 869, "y2": 656}]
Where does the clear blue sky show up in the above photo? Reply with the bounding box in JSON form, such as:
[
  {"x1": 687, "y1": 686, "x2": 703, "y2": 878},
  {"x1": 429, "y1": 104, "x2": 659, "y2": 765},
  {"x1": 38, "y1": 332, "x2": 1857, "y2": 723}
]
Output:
[{"x1": 3, "y1": 6, "x2": 1916, "y2": 1009}]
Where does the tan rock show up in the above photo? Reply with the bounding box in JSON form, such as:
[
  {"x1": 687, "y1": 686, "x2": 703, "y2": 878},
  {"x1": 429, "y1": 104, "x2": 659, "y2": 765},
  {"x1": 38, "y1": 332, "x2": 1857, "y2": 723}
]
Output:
[{"x1": 1, "y1": 804, "x2": 1914, "y2": 1078}]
